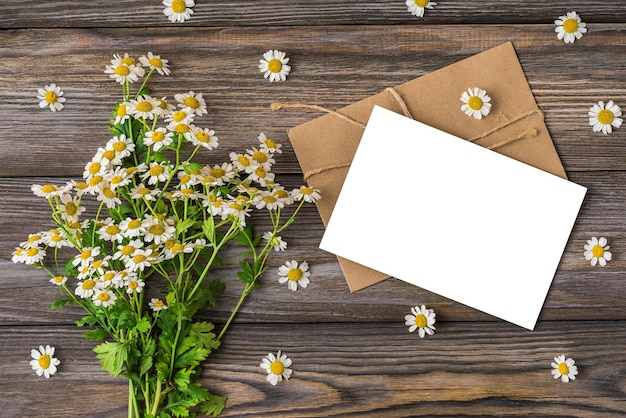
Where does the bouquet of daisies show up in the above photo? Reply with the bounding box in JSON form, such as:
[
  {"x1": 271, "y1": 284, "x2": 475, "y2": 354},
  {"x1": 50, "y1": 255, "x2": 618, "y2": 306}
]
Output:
[{"x1": 13, "y1": 52, "x2": 319, "y2": 417}]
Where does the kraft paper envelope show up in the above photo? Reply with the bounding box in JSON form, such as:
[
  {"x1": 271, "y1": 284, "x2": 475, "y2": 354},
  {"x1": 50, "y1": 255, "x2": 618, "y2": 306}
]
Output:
[
  {"x1": 285, "y1": 42, "x2": 567, "y2": 292},
  {"x1": 320, "y1": 106, "x2": 587, "y2": 330}
]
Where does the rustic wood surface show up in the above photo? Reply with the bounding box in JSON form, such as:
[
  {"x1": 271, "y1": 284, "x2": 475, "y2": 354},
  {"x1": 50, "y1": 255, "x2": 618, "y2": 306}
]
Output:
[{"x1": 1, "y1": 1, "x2": 626, "y2": 417}]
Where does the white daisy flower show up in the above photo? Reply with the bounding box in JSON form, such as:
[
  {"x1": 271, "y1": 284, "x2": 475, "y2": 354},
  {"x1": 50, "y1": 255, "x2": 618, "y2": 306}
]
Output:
[
  {"x1": 75, "y1": 279, "x2": 99, "y2": 298},
  {"x1": 555, "y1": 11, "x2": 587, "y2": 44},
  {"x1": 93, "y1": 289, "x2": 117, "y2": 308},
  {"x1": 50, "y1": 276, "x2": 68, "y2": 286},
  {"x1": 59, "y1": 193, "x2": 85, "y2": 223},
  {"x1": 258, "y1": 132, "x2": 282, "y2": 154},
  {"x1": 259, "y1": 50, "x2": 291, "y2": 82},
  {"x1": 97, "y1": 219, "x2": 124, "y2": 242},
  {"x1": 189, "y1": 126, "x2": 219, "y2": 150},
  {"x1": 23, "y1": 246, "x2": 46, "y2": 265},
  {"x1": 113, "y1": 102, "x2": 130, "y2": 125},
  {"x1": 163, "y1": 0, "x2": 195, "y2": 23},
  {"x1": 263, "y1": 232, "x2": 287, "y2": 251},
  {"x1": 149, "y1": 298, "x2": 168, "y2": 312},
  {"x1": 200, "y1": 162, "x2": 234, "y2": 186},
  {"x1": 405, "y1": 0, "x2": 437, "y2": 18},
  {"x1": 461, "y1": 87, "x2": 492, "y2": 119},
  {"x1": 144, "y1": 127, "x2": 174, "y2": 152},
  {"x1": 291, "y1": 185, "x2": 321, "y2": 203},
  {"x1": 42, "y1": 229, "x2": 70, "y2": 249},
  {"x1": 31, "y1": 183, "x2": 70, "y2": 199},
  {"x1": 139, "y1": 52, "x2": 171, "y2": 76},
  {"x1": 260, "y1": 350, "x2": 292, "y2": 386},
  {"x1": 404, "y1": 304, "x2": 436, "y2": 338},
  {"x1": 130, "y1": 183, "x2": 159, "y2": 201},
  {"x1": 30, "y1": 345, "x2": 60, "y2": 378},
  {"x1": 72, "y1": 246, "x2": 101, "y2": 267},
  {"x1": 584, "y1": 236, "x2": 612, "y2": 267},
  {"x1": 551, "y1": 355, "x2": 578, "y2": 382},
  {"x1": 142, "y1": 162, "x2": 171, "y2": 185},
  {"x1": 107, "y1": 134, "x2": 135, "y2": 160},
  {"x1": 11, "y1": 247, "x2": 27, "y2": 263},
  {"x1": 104, "y1": 57, "x2": 143, "y2": 85},
  {"x1": 37, "y1": 83, "x2": 66, "y2": 112},
  {"x1": 96, "y1": 186, "x2": 122, "y2": 209},
  {"x1": 113, "y1": 239, "x2": 144, "y2": 262},
  {"x1": 142, "y1": 216, "x2": 176, "y2": 245},
  {"x1": 119, "y1": 218, "x2": 146, "y2": 238},
  {"x1": 255, "y1": 191, "x2": 284, "y2": 211},
  {"x1": 271, "y1": 187, "x2": 294, "y2": 206},
  {"x1": 125, "y1": 276, "x2": 145, "y2": 294},
  {"x1": 278, "y1": 260, "x2": 310, "y2": 291},
  {"x1": 20, "y1": 233, "x2": 45, "y2": 249},
  {"x1": 175, "y1": 91, "x2": 207, "y2": 116},
  {"x1": 588, "y1": 100, "x2": 622, "y2": 134},
  {"x1": 127, "y1": 95, "x2": 163, "y2": 120},
  {"x1": 128, "y1": 249, "x2": 154, "y2": 272}
]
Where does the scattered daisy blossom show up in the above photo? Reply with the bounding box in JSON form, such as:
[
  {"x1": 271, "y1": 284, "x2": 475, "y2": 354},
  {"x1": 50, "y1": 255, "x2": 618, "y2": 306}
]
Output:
[
  {"x1": 30, "y1": 345, "x2": 60, "y2": 378},
  {"x1": 405, "y1": 304, "x2": 436, "y2": 338},
  {"x1": 555, "y1": 11, "x2": 587, "y2": 44},
  {"x1": 259, "y1": 50, "x2": 291, "y2": 82},
  {"x1": 37, "y1": 83, "x2": 66, "y2": 112},
  {"x1": 149, "y1": 298, "x2": 168, "y2": 312},
  {"x1": 405, "y1": 0, "x2": 437, "y2": 18},
  {"x1": 588, "y1": 100, "x2": 622, "y2": 134},
  {"x1": 584, "y1": 236, "x2": 612, "y2": 267},
  {"x1": 291, "y1": 185, "x2": 321, "y2": 203},
  {"x1": 278, "y1": 260, "x2": 311, "y2": 291},
  {"x1": 263, "y1": 231, "x2": 287, "y2": 251},
  {"x1": 163, "y1": 0, "x2": 194, "y2": 23},
  {"x1": 260, "y1": 350, "x2": 293, "y2": 386},
  {"x1": 139, "y1": 52, "x2": 171, "y2": 76},
  {"x1": 461, "y1": 87, "x2": 491, "y2": 119},
  {"x1": 551, "y1": 355, "x2": 578, "y2": 382}
]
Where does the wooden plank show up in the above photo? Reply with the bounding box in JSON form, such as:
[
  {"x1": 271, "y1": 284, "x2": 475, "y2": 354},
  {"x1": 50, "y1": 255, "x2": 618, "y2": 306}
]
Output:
[
  {"x1": 2, "y1": 170, "x2": 625, "y2": 325},
  {"x1": 4, "y1": 1, "x2": 626, "y2": 28},
  {"x1": 2, "y1": 25, "x2": 626, "y2": 176},
  {"x1": 1, "y1": 322, "x2": 625, "y2": 416}
]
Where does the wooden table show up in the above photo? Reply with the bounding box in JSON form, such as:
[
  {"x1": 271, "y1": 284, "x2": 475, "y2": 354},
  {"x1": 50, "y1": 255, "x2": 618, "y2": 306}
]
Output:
[{"x1": 1, "y1": 1, "x2": 625, "y2": 416}]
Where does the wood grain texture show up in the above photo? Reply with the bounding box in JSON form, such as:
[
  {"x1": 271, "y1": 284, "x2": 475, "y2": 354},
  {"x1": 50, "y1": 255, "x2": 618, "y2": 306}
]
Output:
[
  {"x1": 3, "y1": 1, "x2": 626, "y2": 28},
  {"x1": 2, "y1": 1, "x2": 626, "y2": 416},
  {"x1": 1, "y1": 322, "x2": 625, "y2": 417}
]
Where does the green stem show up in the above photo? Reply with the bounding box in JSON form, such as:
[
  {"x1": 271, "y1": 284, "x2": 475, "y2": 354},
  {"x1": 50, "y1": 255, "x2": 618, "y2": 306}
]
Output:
[{"x1": 151, "y1": 378, "x2": 163, "y2": 416}]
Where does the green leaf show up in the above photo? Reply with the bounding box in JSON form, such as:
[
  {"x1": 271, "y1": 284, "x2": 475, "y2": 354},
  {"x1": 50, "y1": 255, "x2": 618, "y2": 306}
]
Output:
[
  {"x1": 189, "y1": 321, "x2": 220, "y2": 351},
  {"x1": 232, "y1": 222, "x2": 254, "y2": 247},
  {"x1": 93, "y1": 341, "x2": 129, "y2": 376},
  {"x1": 51, "y1": 299, "x2": 73, "y2": 309},
  {"x1": 200, "y1": 393, "x2": 227, "y2": 417},
  {"x1": 183, "y1": 162, "x2": 203, "y2": 173},
  {"x1": 175, "y1": 345, "x2": 210, "y2": 370},
  {"x1": 176, "y1": 218, "x2": 195, "y2": 236},
  {"x1": 173, "y1": 367, "x2": 193, "y2": 389},
  {"x1": 76, "y1": 315, "x2": 98, "y2": 327},
  {"x1": 202, "y1": 218, "x2": 216, "y2": 243},
  {"x1": 237, "y1": 271, "x2": 254, "y2": 284},
  {"x1": 82, "y1": 327, "x2": 109, "y2": 341},
  {"x1": 134, "y1": 317, "x2": 151, "y2": 333}
]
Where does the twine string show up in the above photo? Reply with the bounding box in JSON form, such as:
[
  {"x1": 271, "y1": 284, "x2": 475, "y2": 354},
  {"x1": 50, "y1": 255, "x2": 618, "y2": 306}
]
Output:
[{"x1": 272, "y1": 90, "x2": 543, "y2": 180}]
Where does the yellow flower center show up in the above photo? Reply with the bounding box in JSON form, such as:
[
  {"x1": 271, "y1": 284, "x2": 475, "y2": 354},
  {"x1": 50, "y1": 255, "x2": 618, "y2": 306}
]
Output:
[
  {"x1": 269, "y1": 360, "x2": 284, "y2": 375},
  {"x1": 133, "y1": 254, "x2": 147, "y2": 263},
  {"x1": 41, "y1": 184, "x2": 57, "y2": 194},
  {"x1": 468, "y1": 96, "x2": 483, "y2": 111},
  {"x1": 184, "y1": 97, "x2": 200, "y2": 109},
  {"x1": 255, "y1": 167, "x2": 267, "y2": 178},
  {"x1": 252, "y1": 151, "x2": 268, "y2": 163},
  {"x1": 264, "y1": 138, "x2": 277, "y2": 148},
  {"x1": 274, "y1": 189, "x2": 289, "y2": 199},
  {"x1": 92, "y1": 259, "x2": 104, "y2": 270},
  {"x1": 121, "y1": 245, "x2": 135, "y2": 256},
  {"x1": 103, "y1": 187, "x2": 116, "y2": 199},
  {"x1": 111, "y1": 175, "x2": 124, "y2": 185},
  {"x1": 27, "y1": 235, "x2": 42, "y2": 243},
  {"x1": 102, "y1": 150, "x2": 116, "y2": 161},
  {"x1": 65, "y1": 201, "x2": 77, "y2": 216},
  {"x1": 128, "y1": 281, "x2": 139, "y2": 289},
  {"x1": 114, "y1": 65, "x2": 131, "y2": 76},
  {"x1": 287, "y1": 268, "x2": 302, "y2": 282},
  {"x1": 210, "y1": 167, "x2": 226, "y2": 178},
  {"x1": 113, "y1": 141, "x2": 127, "y2": 152},
  {"x1": 75, "y1": 182, "x2": 88, "y2": 191},
  {"x1": 149, "y1": 165, "x2": 165, "y2": 176},
  {"x1": 53, "y1": 276, "x2": 64, "y2": 283},
  {"x1": 51, "y1": 235, "x2": 63, "y2": 242},
  {"x1": 171, "y1": 243, "x2": 185, "y2": 254},
  {"x1": 136, "y1": 101, "x2": 153, "y2": 112},
  {"x1": 149, "y1": 57, "x2": 163, "y2": 68},
  {"x1": 153, "y1": 299, "x2": 165, "y2": 308},
  {"x1": 172, "y1": 110, "x2": 187, "y2": 122},
  {"x1": 151, "y1": 131, "x2": 165, "y2": 142},
  {"x1": 80, "y1": 249, "x2": 92, "y2": 260},
  {"x1": 45, "y1": 91, "x2": 58, "y2": 104},
  {"x1": 128, "y1": 219, "x2": 142, "y2": 230},
  {"x1": 267, "y1": 59, "x2": 282, "y2": 74},
  {"x1": 88, "y1": 162, "x2": 101, "y2": 174},
  {"x1": 301, "y1": 187, "x2": 313, "y2": 195},
  {"x1": 97, "y1": 292, "x2": 110, "y2": 302},
  {"x1": 27, "y1": 248, "x2": 39, "y2": 257},
  {"x1": 195, "y1": 131, "x2": 210, "y2": 143},
  {"x1": 106, "y1": 225, "x2": 121, "y2": 235},
  {"x1": 558, "y1": 362, "x2": 569, "y2": 375},
  {"x1": 175, "y1": 123, "x2": 190, "y2": 134},
  {"x1": 592, "y1": 244, "x2": 605, "y2": 258},
  {"x1": 121, "y1": 56, "x2": 136, "y2": 66},
  {"x1": 103, "y1": 272, "x2": 115, "y2": 282},
  {"x1": 230, "y1": 202, "x2": 243, "y2": 211},
  {"x1": 263, "y1": 195, "x2": 277, "y2": 204},
  {"x1": 82, "y1": 279, "x2": 96, "y2": 290},
  {"x1": 597, "y1": 109, "x2": 614, "y2": 125},
  {"x1": 237, "y1": 155, "x2": 251, "y2": 166},
  {"x1": 38, "y1": 354, "x2": 51, "y2": 369},
  {"x1": 90, "y1": 175, "x2": 104, "y2": 187},
  {"x1": 149, "y1": 224, "x2": 165, "y2": 235},
  {"x1": 156, "y1": 99, "x2": 168, "y2": 110},
  {"x1": 563, "y1": 18, "x2": 579, "y2": 34},
  {"x1": 171, "y1": 0, "x2": 187, "y2": 13},
  {"x1": 414, "y1": 313, "x2": 427, "y2": 328},
  {"x1": 414, "y1": 0, "x2": 429, "y2": 7},
  {"x1": 136, "y1": 187, "x2": 150, "y2": 196},
  {"x1": 117, "y1": 103, "x2": 127, "y2": 118}
]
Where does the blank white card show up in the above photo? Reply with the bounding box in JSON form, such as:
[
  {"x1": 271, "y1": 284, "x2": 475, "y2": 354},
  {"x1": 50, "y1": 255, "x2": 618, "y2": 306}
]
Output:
[{"x1": 320, "y1": 106, "x2": 587, "y2": 330}]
